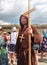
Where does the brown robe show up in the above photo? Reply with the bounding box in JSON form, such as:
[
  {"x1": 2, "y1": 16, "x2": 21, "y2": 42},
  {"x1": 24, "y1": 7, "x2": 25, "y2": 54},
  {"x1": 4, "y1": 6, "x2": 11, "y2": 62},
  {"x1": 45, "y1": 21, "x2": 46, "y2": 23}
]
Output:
[{"x1": 15, "y1": 26, "x2": 41, "y2": 65}]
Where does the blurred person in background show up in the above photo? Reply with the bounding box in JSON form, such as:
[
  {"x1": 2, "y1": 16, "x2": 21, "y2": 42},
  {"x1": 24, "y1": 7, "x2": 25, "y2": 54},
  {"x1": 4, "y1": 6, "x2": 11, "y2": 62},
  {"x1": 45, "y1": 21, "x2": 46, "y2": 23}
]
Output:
[
  {"x1": 0, "y1": 26, "x2": 8, "y2": 65},
  {"x1": 7, "y1": 32, "x2": 11, "y2": 50},
  {"x1": 7, "y1": 32, "x2": 11, "y2": 61},
  {"x1": 40, "y1": 29, "x2": 47, "y2": 61},
  {"x1": 8, "y1": 27, "x2": 18, "y2": 65}
]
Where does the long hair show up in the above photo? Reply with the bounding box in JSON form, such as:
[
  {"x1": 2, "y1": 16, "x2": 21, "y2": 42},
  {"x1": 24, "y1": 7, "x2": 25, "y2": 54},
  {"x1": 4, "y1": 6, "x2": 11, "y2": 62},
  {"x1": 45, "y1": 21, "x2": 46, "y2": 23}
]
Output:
[{"x1": 20, "y1": 15, "x2": 28, "y2": 29}]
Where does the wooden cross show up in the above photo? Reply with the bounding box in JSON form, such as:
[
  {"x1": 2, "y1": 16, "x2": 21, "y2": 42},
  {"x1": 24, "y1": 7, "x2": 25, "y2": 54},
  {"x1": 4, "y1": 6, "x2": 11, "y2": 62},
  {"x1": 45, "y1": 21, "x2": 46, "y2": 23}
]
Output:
[
  {"x1": 23, "y1": 8, "x2": 35, "y2": 17},
  {"x1": 28, "y1": 1, "x2": 31, "y2": 65},
  {"x1": 23, "y1": 1, "x2": 35, "y2": 65},
  {"x1": 19, "y1": 34, "x2": 25, "y2": 42}
]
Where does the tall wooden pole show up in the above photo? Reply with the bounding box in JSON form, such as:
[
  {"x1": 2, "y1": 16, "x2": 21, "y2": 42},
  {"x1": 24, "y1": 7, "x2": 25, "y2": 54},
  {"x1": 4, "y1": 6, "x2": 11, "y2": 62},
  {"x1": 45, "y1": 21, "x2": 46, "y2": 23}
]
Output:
[{"x1": 28, "y1": 0, "x2": 31, "y2": 65}]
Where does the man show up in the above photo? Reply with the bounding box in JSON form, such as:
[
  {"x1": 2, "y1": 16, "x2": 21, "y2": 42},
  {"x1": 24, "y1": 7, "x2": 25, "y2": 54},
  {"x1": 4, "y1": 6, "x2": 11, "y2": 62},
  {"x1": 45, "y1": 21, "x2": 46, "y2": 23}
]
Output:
[{"x1": 15, "y1": 15, "x2": 41, "y2": 65}]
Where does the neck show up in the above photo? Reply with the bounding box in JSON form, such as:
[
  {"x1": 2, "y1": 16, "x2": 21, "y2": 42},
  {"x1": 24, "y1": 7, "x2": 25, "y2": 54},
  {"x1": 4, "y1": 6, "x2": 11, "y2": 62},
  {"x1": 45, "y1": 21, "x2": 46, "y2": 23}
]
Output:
[{"x1": 24, "y1": 25, "x2": 27, "y2": 29}]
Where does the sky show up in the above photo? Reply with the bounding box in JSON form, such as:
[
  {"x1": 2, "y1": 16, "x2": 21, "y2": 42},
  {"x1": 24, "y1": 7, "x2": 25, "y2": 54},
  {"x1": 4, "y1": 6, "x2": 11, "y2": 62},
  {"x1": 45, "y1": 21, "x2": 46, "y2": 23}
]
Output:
[{"x1": 0, "y1": 0, "x2": 47, "y2": 25}]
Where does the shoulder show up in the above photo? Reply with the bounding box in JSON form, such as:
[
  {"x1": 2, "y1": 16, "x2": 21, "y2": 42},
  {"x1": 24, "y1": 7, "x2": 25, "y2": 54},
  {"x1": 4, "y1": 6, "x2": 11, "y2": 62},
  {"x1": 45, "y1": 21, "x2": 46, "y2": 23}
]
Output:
[
  {"x1": 31, "y1": 25, "x2": 36, "y2": 29},
  {"x1": 31, "y1": 25, "x2": 39, "y2": 34},
  {"x1": 31, "y1": 25, "x2": 37, "y2": 32}
]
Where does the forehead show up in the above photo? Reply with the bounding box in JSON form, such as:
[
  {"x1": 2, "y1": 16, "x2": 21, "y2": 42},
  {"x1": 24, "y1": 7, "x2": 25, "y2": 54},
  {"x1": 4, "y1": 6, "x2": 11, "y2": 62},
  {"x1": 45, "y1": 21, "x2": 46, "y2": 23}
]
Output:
[{"x1": 21, "y1": 16, "x2": 26, "y2": 19}]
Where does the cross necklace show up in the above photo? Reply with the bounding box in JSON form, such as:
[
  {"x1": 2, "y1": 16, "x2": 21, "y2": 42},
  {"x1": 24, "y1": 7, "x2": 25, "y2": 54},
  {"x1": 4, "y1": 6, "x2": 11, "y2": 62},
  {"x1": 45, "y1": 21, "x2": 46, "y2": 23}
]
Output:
[
  {"x1": 19, "y1": 28, "x2": 28, "y2": 43},
  {"x1": 19, "y1": 34, "x2": 25, "y2": 42}
]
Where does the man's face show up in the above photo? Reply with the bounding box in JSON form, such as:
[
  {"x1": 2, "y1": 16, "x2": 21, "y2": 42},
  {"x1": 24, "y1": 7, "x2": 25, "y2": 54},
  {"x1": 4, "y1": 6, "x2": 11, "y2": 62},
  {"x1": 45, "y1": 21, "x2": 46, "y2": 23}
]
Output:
[{"x1": 21, "y1": 16, "x2": 27, "y2": 25}]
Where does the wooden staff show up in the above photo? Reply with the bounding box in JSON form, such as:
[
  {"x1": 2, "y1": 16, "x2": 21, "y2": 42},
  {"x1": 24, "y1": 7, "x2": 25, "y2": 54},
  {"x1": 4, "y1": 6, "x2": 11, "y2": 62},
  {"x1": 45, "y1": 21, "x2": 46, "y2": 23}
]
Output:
[
  {"x1": 28, "y1": 0, "x2": 31, "y2": 65},
  {"x1": 23, "y1": 1, "x2": 35, "y2": 65}
]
